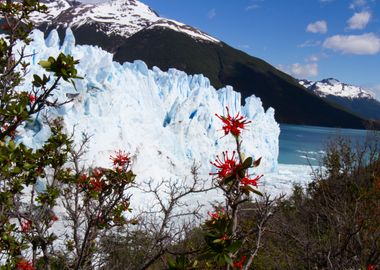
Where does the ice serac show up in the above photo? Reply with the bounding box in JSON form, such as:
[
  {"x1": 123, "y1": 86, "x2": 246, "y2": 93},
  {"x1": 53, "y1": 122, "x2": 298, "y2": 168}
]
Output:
[{"x1": 17, "y1": 29, "x2": 279, "y2": 183}]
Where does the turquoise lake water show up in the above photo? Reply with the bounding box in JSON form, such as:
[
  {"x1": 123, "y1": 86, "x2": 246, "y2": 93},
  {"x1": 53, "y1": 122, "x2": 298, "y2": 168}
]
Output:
[{"x1": 279, "y1": 124, "x2": 374, "y2": 165}]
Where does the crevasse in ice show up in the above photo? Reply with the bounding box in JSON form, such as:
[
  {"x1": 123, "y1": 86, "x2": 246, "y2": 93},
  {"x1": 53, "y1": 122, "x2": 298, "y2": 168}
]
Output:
[{"x1": 17, "y1": 29, "x2": 280, "y2": 182}]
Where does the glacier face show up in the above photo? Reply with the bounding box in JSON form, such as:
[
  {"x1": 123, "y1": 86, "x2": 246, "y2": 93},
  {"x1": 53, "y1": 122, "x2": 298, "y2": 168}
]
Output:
[{"x1": 17, "y1": 29, "x2": 279, "y2": 183}]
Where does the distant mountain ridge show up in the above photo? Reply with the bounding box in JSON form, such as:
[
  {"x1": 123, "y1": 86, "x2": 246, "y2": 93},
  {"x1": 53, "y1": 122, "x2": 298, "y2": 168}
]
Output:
[
  {"x1": 300, "y1": 78, "x2": 380, "y2": 121},
  {"x1": 32, "y1": 0, "x2": 374, "y2": 129}
]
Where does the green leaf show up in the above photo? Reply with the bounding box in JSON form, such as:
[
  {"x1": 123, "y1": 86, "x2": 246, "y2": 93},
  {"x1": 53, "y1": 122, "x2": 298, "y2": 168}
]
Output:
[
  {"x1": 242, "y1": 157, "x2": 253, "y2": 169},
  {"x1": 38, "y1": 60, "x2": 51, "y2": 68},
  {"x1": 226, "y1": 240, "x2": 242, "y2": 253},
  {"x1": 251, "y1": 188, "x2": 263, "y2": 196},
  {"x1": 223, "y1": 254, "x2": 232, "y2": 264},
  {"x1": 254, "y1": 157, "x2": 262, "y2": 167}
]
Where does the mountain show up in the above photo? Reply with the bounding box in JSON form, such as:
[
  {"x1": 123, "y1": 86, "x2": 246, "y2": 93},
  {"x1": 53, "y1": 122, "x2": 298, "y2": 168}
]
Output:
[
  {"x1": 299, "y1": 78, "x2": 380, "y2": 121},
  {"x1": 33, "y1": 0, "x2": 371, "y2": 129}
]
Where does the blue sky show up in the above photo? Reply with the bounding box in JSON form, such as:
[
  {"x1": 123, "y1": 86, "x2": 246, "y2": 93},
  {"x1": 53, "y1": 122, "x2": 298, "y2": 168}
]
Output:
[{"x1": 83, "y1": 0, "x2": 380, "y2": 98}]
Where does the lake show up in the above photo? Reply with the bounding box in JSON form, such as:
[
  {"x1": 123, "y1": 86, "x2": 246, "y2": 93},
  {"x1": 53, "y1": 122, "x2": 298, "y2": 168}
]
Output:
[{"x1": 279, "y1": 124, "x2": 375, "y2": 165}]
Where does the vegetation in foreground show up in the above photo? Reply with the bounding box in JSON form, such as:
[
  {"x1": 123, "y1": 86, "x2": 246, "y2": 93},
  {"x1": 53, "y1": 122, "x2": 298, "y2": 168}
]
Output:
[{"x1": 1, "y1": 1, "x2": 379, "y2": 269}]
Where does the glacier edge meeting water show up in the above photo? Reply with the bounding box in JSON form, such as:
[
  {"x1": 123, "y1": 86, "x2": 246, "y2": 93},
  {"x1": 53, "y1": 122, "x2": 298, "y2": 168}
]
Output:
[{"x1": 15, "y1": 28, "x2": 281, "y2": 190}]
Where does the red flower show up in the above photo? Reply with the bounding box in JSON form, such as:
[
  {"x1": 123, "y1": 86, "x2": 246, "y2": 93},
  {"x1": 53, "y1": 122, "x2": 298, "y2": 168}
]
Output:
[
  {"x1": 368, "y1": 264, "x2": 376, "y2": 270},
  {"x1": 208, "y1": 207, "x2": 225, "y2": 221},
  {"x1": 233, "y1": 255, "x2": 247, "y2": 269},
  {"x1": 216, "y1": 107, "x2": 251, "y2": 137},
  {"x1": 28, "y1": 94, "x2": 36, "y2": 104},
  {"x1": 210, "y1": 151, "x2": 239, "y2": 179},
  {"x1": 16, "y1": 259, "x2": 35, "y2": 270},
  {"x1": 92, "y1": 168, "x2": 104, "y2": 179},
  {"x1": 51, "y1": 215, "x2": 59, "y2": 222},
  {"x1": 110, "y1": 150, "x2": 130, "y2": 169},
  {"x1": 20, "y1": 219, "x2": 32, "y2": 233},
  {"x1": 78, "y1": 173, "x2": 87, "y2": 188},
  {"x1": 90, "y1": 178, "x2": 104, "y2": 192},
  {"x1": 240, "y1": 172, "x2": 263, "y2": 187},
  {"x1": 220, "y1": 233, "x2": 228, "y2": 241}
]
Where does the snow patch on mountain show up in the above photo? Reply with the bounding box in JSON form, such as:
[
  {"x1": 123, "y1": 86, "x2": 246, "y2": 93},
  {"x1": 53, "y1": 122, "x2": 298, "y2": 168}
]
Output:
[
  {"x1": 32, "y1": 0, "x2": 220, "y2": 43},
  {"x1": 148, "y1": 19, "x2": 220, "y2": 43},
  {"x1": 16, "y1": 29, "x2": 278, "y2": 186},
  {"x1": 31, "y1": 0, "x2": 72, "y2": 24},
  {"x1": 299, "y1": 78, "x2": 374, "y2": 99}
]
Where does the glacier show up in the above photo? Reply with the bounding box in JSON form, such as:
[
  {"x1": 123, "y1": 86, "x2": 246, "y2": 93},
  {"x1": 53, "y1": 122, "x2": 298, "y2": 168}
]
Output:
[{"x1": 16, "y1": 29, "x2": 280, "y2": 188}]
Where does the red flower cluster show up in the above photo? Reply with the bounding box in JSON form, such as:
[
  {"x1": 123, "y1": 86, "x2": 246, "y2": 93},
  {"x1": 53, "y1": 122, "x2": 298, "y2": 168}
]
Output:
[
  {"x1": 240, "y1": 173, "x2": 263, "y2": 187},
  {"x1": 233, "y1": 255, "x2": 247, "y2": 269},
  {"x1": 90, "y1": 178, "x2": 104, "y2": 192},
  {"x1": 216, "y1": 107, "x2": 251, "y2": 137},
  {"x1": 21, "y1": 219, "x2": 32, "y2": 233},
  {"x1": 89, "y1": 168, "x2": 105, "y2": 192},
  {"x1": 210, "y1": 151, "x2": 238, "y2": 179},
  {"x1": 219, "y1": 233, "x2": 228, "y2": 241},
  {"x1": 16, "y1": 260, "x2": 35, "y2": 270},
  {"x1": 51, "y1": 215, "x2": 59, "y2": 222},
  {"x1": 208, "y1": 207, "x2": 225, "y2": 221},
  {"x1": 78, "y1": 173, "x2": 87, "y2": 188},
  {"x1": 28, "y1": 94, "x2": 36, "y2": 104},
  {"x1": 110, "y1": 150, "x2": 130, "y2": 169},
  {"x1": 368, "y1": 265, "x2": 376, "y2": 270}
]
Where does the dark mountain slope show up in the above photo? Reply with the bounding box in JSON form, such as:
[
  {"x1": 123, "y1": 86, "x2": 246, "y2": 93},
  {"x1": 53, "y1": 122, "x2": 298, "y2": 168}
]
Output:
[{"x1": 111, "y1": 28, "x2": 368, "y2": 128}]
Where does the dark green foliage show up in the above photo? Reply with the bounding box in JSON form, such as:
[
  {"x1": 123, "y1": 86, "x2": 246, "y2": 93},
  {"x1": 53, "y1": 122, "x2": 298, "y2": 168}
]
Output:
[{"x1": 250, "y1": 136, "x2": 380, "y2": 269}]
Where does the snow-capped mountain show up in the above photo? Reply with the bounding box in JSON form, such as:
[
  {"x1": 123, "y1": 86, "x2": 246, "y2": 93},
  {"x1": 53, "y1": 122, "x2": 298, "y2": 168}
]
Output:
[
  {"x1": 299, "y1": 78, "x2": 374, "y2": 100},
  {"x1": 33, "y1": 0, "x2": 219, "y2": 43},
  {"x1": 16, "y1": 29, "x2": 279, "y2": 187},
  {"x1": 299, "y1": 78, "x2": 380, "y2": 121},
  {"x1": 31, "y1": 0, "x2": 370, "y2": 129}
]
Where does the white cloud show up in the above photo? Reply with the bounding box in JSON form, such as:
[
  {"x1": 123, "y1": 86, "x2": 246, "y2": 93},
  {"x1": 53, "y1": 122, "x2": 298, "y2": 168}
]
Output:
[
  {"x1": 349, "y1": 0, "x2": 367, "y2": 9},
  {"x1": 306, "y1": 55, "x2": 319, "y2": 62},
  {"x1": 347, "y1": 11, "x2": 371, "y2": 30},
  {"x1": 246, "y1": 4, "x2": 260, "y2": 10},
  {"x1": 306, "y1": 20, "x2": 328, "y2": 34},
  {"x1": 291, "y1": 63, "x2": 319, "y2": 78},
  {"x1": 323, "y1": 33, "x2": 380, "y2": 54},
  {"x1": 298, "y1": 40, "x2": 322, "y2": 48},
  {"x1": 238, "y1": 44, "x2": 250, "y2": 49},
  {"x1": 207, "y1": 8, "x2": 216, "y2": 19},
  {"x1": 246, "y1": 0, "x2": 264, "y2": 11},
  {"x1": 277, "y1": 63, "x2": 318, "y2": 78}
]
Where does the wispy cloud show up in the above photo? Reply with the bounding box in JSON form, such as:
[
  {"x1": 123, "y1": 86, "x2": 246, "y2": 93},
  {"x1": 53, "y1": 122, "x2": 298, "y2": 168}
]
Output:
[
  {"x1": 238, "y1": 44, "x2": 250, "y2": 49},
  {"x1": 349, "y1": 0, "x2": 367, "y2": 9},
  {"x1": 306, "y1": 20, "x2": 328, "y2": 34},
  {"x1": 207, "y1": 8, "x2": 216, "y2": 19},
  {"x1": 277, "y1": 63, "x2": 318, "y2": 78},
  {"x1": 347, "y1": 11, "x2": 371, "y2": 30},
  {"x1": 305, "y1": 55, "x2": 320, "y2": 62},
  {"x1": 246, "y1": 4, "x2": 260, "y2": 10},
  {"x1": 246, "y1": 0, "x2": 264, "y2": 11},
  {"x1": 291, "y1": 63, "x2": 319, "y2": 78},
  {"x1": 298, "y1": 40, "x2": 322, "y2": 48},
  {"x1": 323, "y1": 33, "x2": 380, "y2": 55}
]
